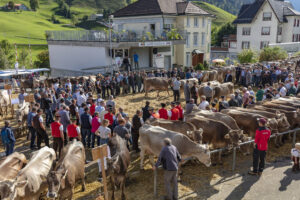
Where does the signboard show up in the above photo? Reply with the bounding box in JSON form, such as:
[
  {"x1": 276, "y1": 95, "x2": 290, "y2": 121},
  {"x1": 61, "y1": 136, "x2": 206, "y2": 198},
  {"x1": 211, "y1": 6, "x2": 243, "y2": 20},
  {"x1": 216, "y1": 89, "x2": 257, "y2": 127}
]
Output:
[
  {"x1": 24, "y1": 95, "x2": 34, "y2": 103},
  {"x1": 92, "y1": 144, "x2": 109, "y2": 200},
  {"x1": 139, "y1": 41, "x2": 172, "y2": 47}
]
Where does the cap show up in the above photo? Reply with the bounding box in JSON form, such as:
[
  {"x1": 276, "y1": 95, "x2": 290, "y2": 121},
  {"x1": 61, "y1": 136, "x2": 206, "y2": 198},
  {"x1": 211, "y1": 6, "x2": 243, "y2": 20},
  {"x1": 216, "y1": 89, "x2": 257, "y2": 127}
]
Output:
[{"x1": 258, "y1": 118, "x2": 267, "y2": 125}]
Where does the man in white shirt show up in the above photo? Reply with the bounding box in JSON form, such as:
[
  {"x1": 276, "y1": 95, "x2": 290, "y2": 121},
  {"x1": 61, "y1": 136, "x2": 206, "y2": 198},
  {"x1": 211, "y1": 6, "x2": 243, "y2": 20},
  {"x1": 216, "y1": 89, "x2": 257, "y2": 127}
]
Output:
[
  {"x1": 198, "y1": 95, "x2": 209, "y2": 110},
  {"x1": 64, "y1": 79, "x2": 72, "y2": 91},
  {"x1": 172, "y1": 78, "x2": 181, "y2": 102},
  {"x1": 279, "y1": 83, "x2": 287, "y2": 97},
  {"x1": 77, "y1": 91, "x2": 87, "y2": 107}
]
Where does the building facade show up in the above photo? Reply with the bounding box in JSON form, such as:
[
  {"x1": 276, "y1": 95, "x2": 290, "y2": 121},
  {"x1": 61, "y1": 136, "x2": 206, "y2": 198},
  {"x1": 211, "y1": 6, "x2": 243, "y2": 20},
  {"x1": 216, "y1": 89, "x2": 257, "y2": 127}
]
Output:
[
  {"x1": 233, "y1": 0, "x2": 300, "y2": 53},
  {"x1": 113, "y1": 0, "x2": 213, "y2": 68}
]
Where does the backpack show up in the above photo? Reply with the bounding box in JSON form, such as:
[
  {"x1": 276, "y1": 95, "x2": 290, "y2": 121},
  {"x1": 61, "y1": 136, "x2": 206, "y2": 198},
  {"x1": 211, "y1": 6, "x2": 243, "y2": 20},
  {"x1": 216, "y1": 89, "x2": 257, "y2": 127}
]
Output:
[{"x1": 1, "y1": 128, "x2": 9, "y2": 145}]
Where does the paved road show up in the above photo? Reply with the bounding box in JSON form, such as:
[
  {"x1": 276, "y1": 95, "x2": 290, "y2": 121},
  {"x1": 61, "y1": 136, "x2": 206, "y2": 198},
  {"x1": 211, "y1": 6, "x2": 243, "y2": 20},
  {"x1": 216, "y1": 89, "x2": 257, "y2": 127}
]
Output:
[{"x1": 180, "y1": 157, "x2": 299, "y2": 200}]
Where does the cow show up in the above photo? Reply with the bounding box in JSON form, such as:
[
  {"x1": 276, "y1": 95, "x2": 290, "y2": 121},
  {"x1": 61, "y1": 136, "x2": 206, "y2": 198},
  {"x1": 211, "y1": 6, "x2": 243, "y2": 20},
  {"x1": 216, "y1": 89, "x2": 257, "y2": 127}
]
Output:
[
  {"x1": 180, "y1": 78, "x2": 199, "y2": 89},
  {"x1": 198, "y1": 81, "x2": 233, "y2": 99},
  {"x1": 221, "y1": 109, "x2": 279, "y2": 139},
  {"x1": 19, "y1": 79, "x2": 33, "y2": 89},
  {"x1": 208, "y1": 70, "x2": 218, "y2": 81},
  {"x1": 232, "y1": 107, "x2": 290, "y2": 146},
  {"x1": 147, "y1": 118, "x2": 203, "y2": 143},
  {"x1": 0, "y1": 90, "x2": 11, "y2": 118},
  {"x1": 144, "y1": 77, "x2": 171, "y2": 97},
  {"x1": 47, "y1": 140, "x2": 85, "y2": 200},
  {"x1": 0, "y1": 152, "x2": 27, "y2": 181},
  {"x1": 16, "y1": 102, "x2": 30, "y2": 127},
  {"x1": 186, "y1": 109, "x2": 245, "y2": 139},
  {"x1": 107, "y1": 135, "x2": 130, "y2": 200},
  {"x1": 139, "y1": 125, "x2": 211, "y2": 169},
  {"x1": 262, "y1": 102, "x2": 297, "y2": 112},
  {"x1": 0, "y1": 146, "x2": 56, "y2": 200},
  {"x1": 271, "y1": 99, "x2": 300, "y2": 109}
]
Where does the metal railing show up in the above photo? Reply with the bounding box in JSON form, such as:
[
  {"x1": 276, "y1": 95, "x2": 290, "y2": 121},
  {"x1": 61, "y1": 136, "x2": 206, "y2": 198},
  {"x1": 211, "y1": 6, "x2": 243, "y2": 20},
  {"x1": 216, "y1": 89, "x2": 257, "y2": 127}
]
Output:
[
  {"x1": 153, "y1": 128, "x2": 300, "y2": 197},
  {"x1": 46, "y1": 30, "x2": 186, "y2": 42}
]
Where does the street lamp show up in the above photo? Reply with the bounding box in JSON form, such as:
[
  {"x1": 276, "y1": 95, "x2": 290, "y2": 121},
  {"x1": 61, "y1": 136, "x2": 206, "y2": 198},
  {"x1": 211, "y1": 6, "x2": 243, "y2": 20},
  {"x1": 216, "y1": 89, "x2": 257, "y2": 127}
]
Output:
[{"x1": 109, "y1": 15, "x2": 114, "y2": 70}]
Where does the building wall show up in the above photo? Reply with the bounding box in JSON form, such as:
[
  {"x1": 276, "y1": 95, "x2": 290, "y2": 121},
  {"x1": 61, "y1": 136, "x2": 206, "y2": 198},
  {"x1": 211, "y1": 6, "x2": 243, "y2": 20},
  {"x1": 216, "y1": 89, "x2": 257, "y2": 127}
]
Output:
[
  {"x1": 235, "y1": 1, "x2": 279, "y2": 52},
  {"x1": 48, "y1": 45, "x2": 111, "y2": 72}
]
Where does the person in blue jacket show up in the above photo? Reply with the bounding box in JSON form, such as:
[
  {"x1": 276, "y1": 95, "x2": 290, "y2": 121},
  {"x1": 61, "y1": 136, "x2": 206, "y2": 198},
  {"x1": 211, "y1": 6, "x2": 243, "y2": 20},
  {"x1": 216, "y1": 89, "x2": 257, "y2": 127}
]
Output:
[{"x1": 1, "y1": 121, "x2": 15, "y2": 156}]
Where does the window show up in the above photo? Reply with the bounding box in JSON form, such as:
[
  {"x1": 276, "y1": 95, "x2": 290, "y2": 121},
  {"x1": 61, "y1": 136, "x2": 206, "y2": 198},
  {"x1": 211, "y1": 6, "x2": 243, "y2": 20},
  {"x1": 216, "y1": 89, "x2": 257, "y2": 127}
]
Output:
[
  {"x1": 277, "y1": 27, "x2": 282, "y2": 35},
  {"x1": 202, "y1": 17, "x2": 206, "y2": 28},
  {"x1": 186, "y1": 32, "x2": 190, "y2": 47},
  {"x1": 194, "y1": 17, "x2": 198, "y2": 27},
  {"x1": 187, "y1": 16, "x2": 190, "y2": 27},
  {"x1": 242, "y1": 41, "x2": 250, "y2": 49},
  {"x1": 260, "y1": 41, "x2": 269, "y2": 49},
  {"x1": 193, "y1": 32, "x2": 198, "y2": 46},
  {"x1": 186, "y1": 52, "x2": 191, "y2": 67},
  {"x1": 242, "y1": 27, "x2": 251, "y2": 35},
  {"x1": 201, "y1": 32, "x2": 205, "y2": 46},
  {"x1": 298, "y1": 19, "x2": 300, "y2": 27},
  {"x1": 261, "y1": 27, "x2": 270, "y2": 35},
  {"x1": 263, "y1": 12, "x2": 272, "y2": 21}
]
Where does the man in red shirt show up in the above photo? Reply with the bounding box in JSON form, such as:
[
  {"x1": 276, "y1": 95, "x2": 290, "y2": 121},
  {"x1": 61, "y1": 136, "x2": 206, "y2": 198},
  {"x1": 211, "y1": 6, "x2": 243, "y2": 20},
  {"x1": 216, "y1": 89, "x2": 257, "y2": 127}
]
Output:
[
  {"x1": 67, "y1": 118, "x2": 81, "y2": 142},
  {"x1": 175, "y1": 102, "x2": 183, "y2": 121},
  {"x1": 168, "y1": 102, "x2": 179, "y2": 121},
  {"x1": 90, "y1": 99, "x2": 96, "y2": 117},
  {"x1": 249, "y1": 118, "x2": 271, "y2": 176},
  {"x1": 51, "y1": 114, "x2": 64, "y2": 159},
  {"x1": 104, "y1": 108, "x2": 114, "y2": 130},
  {"x1": 159, "y1": 103, "x2": 168, "y2": 120}
]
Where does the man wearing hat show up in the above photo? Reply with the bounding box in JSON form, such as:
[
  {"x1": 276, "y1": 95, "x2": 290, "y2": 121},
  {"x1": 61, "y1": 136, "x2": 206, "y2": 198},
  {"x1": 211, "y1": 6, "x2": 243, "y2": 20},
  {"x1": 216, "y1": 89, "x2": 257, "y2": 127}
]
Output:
[
  {"x1": 249, "y1": 118, "x2": 271, "y2": 176},
  {"x1": 291, "y1": 143, "x2": 300, "y2": 172}
]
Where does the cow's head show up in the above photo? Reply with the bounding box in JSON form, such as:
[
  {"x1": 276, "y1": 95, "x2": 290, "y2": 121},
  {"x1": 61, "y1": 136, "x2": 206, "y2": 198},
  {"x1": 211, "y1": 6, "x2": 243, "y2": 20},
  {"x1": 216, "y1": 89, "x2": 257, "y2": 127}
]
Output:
[
  {"x1": 224, "y1": 130, "x2": 241, "y2": 149},
  {"x1": 196, "y1": 144, "x2": 211, "y2": 167},
  {"x1": 189, "y1": 128, "x2": 203, "y2": 144},
  {"x1": 276, "y1": 115, "x2": 290, "y2": 132},
  {"x1": 265, "y1": 118, "x2": 279, "y2": 133},
  {"x1": 0, "y1": 180, "x2": 28, "y2": 200},
  {"x1": 46, "y1": 169, "x2": 68, "y2": 199}
]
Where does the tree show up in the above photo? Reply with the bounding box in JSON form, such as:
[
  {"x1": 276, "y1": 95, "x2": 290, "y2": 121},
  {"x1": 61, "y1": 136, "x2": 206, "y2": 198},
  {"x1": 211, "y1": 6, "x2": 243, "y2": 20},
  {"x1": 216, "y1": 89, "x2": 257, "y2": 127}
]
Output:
[
  {"x1": 8, "y1": 1, "x2": 14, "y2": 10},
  {"x1": 212, "y1": 22, "x2": 236, "y2": 46},
  {"x1": 18, "y1": 49, "x2": 29, "y2": 67},
  {"x1": 0, "y1": 48, "x2": 10, "y2": 69},
  {"x1": 71, "y1": 14, "x2": 78, "y2": 26},
  {"x1": 30, "y1": 0, "x2": 39, "y2": 11},
  {"x1": 82, "y1": 15, "x2": 88, "y2": 22},
  {"x1": 259, "y1": 46, "x2": 288, "y2": 62},
  {"x1": 238, "y1": 49, "x2": 257, "y2": 64},
  {"x1": 34, "y1": 50, "x2": 50, "y2": 68}
]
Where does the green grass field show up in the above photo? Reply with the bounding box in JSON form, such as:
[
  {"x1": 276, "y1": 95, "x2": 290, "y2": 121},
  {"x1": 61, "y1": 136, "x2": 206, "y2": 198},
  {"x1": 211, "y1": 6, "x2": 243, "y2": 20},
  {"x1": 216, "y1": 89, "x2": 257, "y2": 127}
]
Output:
[{"x1": 194, "y1": 1, "x2": 236, "y2": 27}]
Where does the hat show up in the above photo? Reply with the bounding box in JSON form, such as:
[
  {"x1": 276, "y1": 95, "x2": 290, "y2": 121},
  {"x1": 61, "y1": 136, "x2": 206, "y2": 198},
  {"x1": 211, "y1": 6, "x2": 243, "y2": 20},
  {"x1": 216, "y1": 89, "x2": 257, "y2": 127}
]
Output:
[
  {"x1": 258, "y1": 118, "x2": 267, "y2": 125},
  {"x1": 295, "y1": 143, "x2": 300, "y2": 151}
]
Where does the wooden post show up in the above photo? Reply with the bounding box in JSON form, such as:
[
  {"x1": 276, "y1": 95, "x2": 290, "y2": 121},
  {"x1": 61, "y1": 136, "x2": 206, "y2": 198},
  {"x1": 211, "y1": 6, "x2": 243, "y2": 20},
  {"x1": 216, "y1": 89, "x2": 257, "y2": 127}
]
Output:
[{"x1": 92, "y1": 144, "x2": 109, "y2": 200}]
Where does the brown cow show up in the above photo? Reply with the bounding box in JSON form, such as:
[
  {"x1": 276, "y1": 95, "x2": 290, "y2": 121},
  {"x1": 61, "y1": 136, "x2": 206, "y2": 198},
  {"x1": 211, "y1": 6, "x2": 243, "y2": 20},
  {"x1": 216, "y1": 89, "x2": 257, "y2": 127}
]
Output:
[
  {"x1": 221, "y1": 109, "x2": 278, "y2": 138},
  {"x1": 147, "y1": 118, "x2": 203, "y2": 143},
  {"x1": 144, "y1": 77, "x2": 171, "y2": 97},
  {"x1": 107, "y1": 135, "x2": 131, "y2": 200},
  {"x1": 0, "y1": 152, "x2": 27, "y2": 181},
  {"x1": 0, "y1": 147, "x2": 56, "y2": 200},
  {"x1": 262, "y1": 102, "x2": 297, "y2": 112},
  {"x1": 47, "y1": 140, "x2": 86, "y2": 200}
]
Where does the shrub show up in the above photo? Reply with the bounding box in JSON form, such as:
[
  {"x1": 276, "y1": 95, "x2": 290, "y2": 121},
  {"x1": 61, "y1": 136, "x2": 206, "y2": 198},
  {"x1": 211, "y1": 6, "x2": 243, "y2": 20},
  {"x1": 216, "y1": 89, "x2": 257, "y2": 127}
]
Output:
[
  {"x1": 237, "y1": 49, "x2": 257, "y2": 64},
  {"x1": 259, "y1": 46, "x2": 287, "y2": 62}
]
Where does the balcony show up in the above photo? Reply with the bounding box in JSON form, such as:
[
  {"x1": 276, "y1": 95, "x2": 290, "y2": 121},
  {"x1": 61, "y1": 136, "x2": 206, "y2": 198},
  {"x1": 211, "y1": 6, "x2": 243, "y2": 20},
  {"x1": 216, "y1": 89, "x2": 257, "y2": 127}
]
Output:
[{"x1": 45, "y1": 30, "x2": 186, "y2": 43}]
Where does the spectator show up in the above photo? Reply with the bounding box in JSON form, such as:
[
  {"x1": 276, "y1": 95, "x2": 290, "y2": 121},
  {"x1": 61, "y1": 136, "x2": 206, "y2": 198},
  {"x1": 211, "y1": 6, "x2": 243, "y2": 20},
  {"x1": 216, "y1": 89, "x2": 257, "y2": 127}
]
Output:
[
  {"x1": 91, "y1": 112, "x2": 101, "y2": 148},
  {"x1": 142, "y1": 101, "x2": 151, "y2": 122},
  {"x1": 159, "y1": 103, "x2": 168, "y2": 120},
  {"x1": 153, "y1": 138, "x2": 181, "y2": 200},
  {"x1": 228, "y1": 94, "x2": 239, "y2": 107},
  {"x1": 185, "y1": 99, "x2": 197, "y2": 115},
  {"x1": 242, "y1": 88, "x2": 250, "y2": 108},
  {"x1": 168, "y1": 102, "x2": 179, "y2": 121},
  {"x1": 58, "y1": 105, "x2": 70, "y2": 145},
  {"x1": 80, "y1": 107, "x2": 92, "y2": 148},
  {"x1": 183, "y1": 80, "x2": 190, "y2": 102},
  {"x1": 67, "y1": 117, "x2": 81, "y2": 142},
  {"x1": 175, "y1": 102, "x2": 184, "y2": 121},
  {"x1": 149, "y1": 108, "x2": 160, "y2": 119},
  {"x1": 133, "y1": 52, "x2": 139, "y2": 70},
  {"x1": 203, "y1": 82, "x2": 213, "y2": 103},
  {"x1": 234, "y1": 90, "x2": 243, "y2": 107},
  {"x1": 113, "y1": 119, "x2": 130, "y2": 148},
  {"x1": 1, "y1": 121, "x2": 15, "y2": 156},
  {"x1": 51, "y1": 114, "x2": 64, "y2": 159},
  {"x1": 256, "y1": 86, "x2": 264, "y2": 102},
  {"x1": 95, "y1": 119, "x2": 111, "y2": 145},
  {"x1": 106, "y1": 95, "x2": 116, "y2": 111},
  {"x1": 249, "y1": 118, "x2": 271, "y2": 176},
  {"x1": 104, "y1": 108, "x2": 115, "y2": 130},
  {"x1": 18, "y1": 88, "x2": 27, "y2": 104},
  {"x1": 132, "y1": 110, "x2": 143, "y2": 153},
  {"x1": 199, "y1": 95, "x2": 209, "y2": 110},
  {"x1": 27, "y1": 107, "x2": 37, "y2": 150},
  {"x1": 172, "y1": 78, "x2": 181, "y2": 102},
  {"x1": 291, "y1": 143, "x2": 300, "y2": 172},
  {"x1": 224, "y1": 71, "x2": 232, "y2": 83},
  {"x1": 33, "y1": 109, "x2": 49, "y2": 149},
  {"x1": 219, "y1": 96, "x2": 229, "y2": 111},
  {"x1": 190, "y1": 82, "x2": 198, "y2": 104}
]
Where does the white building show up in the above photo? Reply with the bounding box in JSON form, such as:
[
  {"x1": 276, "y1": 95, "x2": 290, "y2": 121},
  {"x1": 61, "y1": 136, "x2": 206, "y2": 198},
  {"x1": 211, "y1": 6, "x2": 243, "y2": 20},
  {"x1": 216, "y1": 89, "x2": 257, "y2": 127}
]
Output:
[{"x1": 232, "y1": 0, "x2": 300, "y2": 53}]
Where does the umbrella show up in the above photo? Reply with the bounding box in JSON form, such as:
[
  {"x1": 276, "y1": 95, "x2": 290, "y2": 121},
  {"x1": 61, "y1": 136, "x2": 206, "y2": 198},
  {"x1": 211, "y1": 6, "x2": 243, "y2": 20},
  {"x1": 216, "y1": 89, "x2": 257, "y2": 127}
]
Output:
[{"x1": 212, "y1": 59, "x2": 225, "y2": 63}]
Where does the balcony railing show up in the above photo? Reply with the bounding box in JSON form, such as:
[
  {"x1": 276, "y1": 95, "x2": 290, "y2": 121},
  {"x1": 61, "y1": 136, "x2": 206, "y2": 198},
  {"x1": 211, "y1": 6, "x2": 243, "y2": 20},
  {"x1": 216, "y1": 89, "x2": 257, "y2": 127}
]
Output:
[{"x1": 46, "y1": 30, "x2": 186, "y2": 42}]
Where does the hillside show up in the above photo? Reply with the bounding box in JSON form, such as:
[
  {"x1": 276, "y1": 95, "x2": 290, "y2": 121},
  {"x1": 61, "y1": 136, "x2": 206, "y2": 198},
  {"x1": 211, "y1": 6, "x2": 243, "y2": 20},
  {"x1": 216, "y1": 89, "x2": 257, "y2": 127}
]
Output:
[
  {"x1": 192, "y1": 0, "x2": 253, "y2": 15},
  {"x1": 194, "y1": 1, "x2": 236, "y2": 27}
]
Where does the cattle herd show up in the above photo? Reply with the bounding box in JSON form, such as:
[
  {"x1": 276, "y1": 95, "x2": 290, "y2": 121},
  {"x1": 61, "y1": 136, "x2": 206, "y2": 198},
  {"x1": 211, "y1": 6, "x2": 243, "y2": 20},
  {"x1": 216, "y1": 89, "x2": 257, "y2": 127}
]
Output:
[{"x1": 0, "y1": 59, "x2": 300, "y2": 199}]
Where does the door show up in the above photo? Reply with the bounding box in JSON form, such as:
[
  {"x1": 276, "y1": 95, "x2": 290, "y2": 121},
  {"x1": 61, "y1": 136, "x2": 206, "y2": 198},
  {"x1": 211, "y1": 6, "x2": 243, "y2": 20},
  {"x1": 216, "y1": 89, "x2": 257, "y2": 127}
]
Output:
[
  {"x1": 192, "y1": 53, "x2": 204, "y2": 66},
  {"x1": 164, "y1": 55, "x2": 171, "y2": 70}
]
